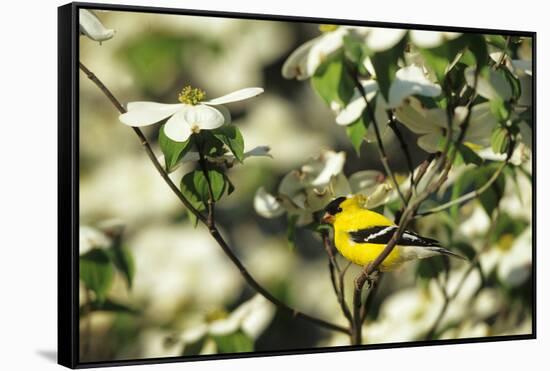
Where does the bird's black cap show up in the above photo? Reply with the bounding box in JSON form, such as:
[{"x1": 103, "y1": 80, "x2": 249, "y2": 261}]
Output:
[{"x1": 324, "y1": 196, "x2": 347, "y2": 215}]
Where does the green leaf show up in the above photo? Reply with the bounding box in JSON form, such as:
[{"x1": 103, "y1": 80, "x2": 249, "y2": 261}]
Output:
[
  {"x1": 80, "y1": 249, "x2": 114, "y2": 301},
  {"x1": 416, "y1": 256, "x2": 447, "y2": 282},
  {"x1": 486, "y1": 35, "x2": 508, "y2": 51},
  {"x1": 456, "y1": 143, "x2": 483, "y2": 166},
  {"x1": 311, "y1": 52, "x2": 355, "y2": 106},
  {"x1": 343, "y1": 34, "x2": 369, "y2": 67},
  {"x1": 224, "y1": 173, "x2": 235, "y2": 195},
  {"x1": 489, "y1": 99, "x2": 511, "y2": 122},
  {"x1": 501, "y1": 66, "x2": 522, "y2": 101},
  {"x1": 182, "y1": 335, "x2": 207, "y2": 356},
  {"x1": 180, "y1": 170, "x2": 207, "y2": 226},
  {"x1": 180, "y1": 167, "x2": 227, "y2": 225},
  {"x1": 450, "y1": 163, "x2": 506, "y2": 218},
  {"x1": 106, "y1": 244, "x2": 135, "y2": 289},
  {"x1": 212, "y1": 330, "x2": 254, "y2": 353},
  {"x1": 212, "y1": 125, "x2": 245, "y2": 163},
  {"x1": 491, "y1": 127, "x2": 510, "y2": 154},
  {"x1": 346, "y1": 114, "x2": 369, "y2": 155},
  {"x1": 159, "y1": 125, "x2": 193, "y2": 173},
  {"x1": 476, "y1": 165, "x2": 506, "y2": 217},
  {"x1": 200, "y1": 131, "x2": 226, "y2": 157},
  {"x1": 417, "y1": 36, "x2": 466, "y2": 82},
  {"x1": 82, "y1": 298, "x2": 140, "y2": 316},
  {"x1": 418, "y1": 34, "x2": 487, "y2": 84},
  {"x1": 369, "y1": 37, "x2": 406, "y2": 101},
  {"x1": 452, "y1": 241, "x2": 476, "y2": 260},
  {"x1": 463, "y1": 34, "x2": 488, "y2": 68}
]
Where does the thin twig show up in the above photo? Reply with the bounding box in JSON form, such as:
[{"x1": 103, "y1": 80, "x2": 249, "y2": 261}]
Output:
[
  {"x1": 416, "y1": 160, "x2": 508, "y2": 218},
  {"x1": 388, "y1": 113, "x2": 415, "y2": 192},
  {"x1": 424, "y1": 214, "x2": 497, "y2": 340},
  {"x1": 197, "y1": 138, "x2": 216, "y2": 227},
  {"x1": 322, "y1": 234, "x2": 353, "y2": 327},
  {"x1": 79, "y1": 62, "x2": 348, "y2": 334},
  {"x1": 360, "y1": 272, "x2": 383, "y2": 324},
  {"x1": 347, "y1": 67, "x2": 407, "y2": 207}
]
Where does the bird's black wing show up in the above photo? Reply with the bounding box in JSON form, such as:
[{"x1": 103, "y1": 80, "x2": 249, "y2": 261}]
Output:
[{"x1": 349, "y1": 226, "x2": 441, "y2": 247}]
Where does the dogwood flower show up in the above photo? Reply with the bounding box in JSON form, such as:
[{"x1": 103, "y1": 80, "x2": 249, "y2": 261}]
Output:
[
  {"x1": 409, "y1": 31, "x2": 462, "y2": 49},
  {"x1": 254, "y1": 150, "x2": 392, "y2": 225},
  {"x1": 79, "y1": 225, "x2": 111, "y2": 255},
  {"x1": 168, "y1": 295, "x2": 275, "y2": 355},
  {"x1": 79, "y1": 9, "x2": 115, "y2": 43},
  {"x1": 395, "y1": 97, "x2": 497, "y2": 153},
  {"x1": 335, "y1": 66, "x2": 442, "y2": 128},
  {"x1": 119, "y1": 86, "x2": 263, "y2": 142},
  {"x1": 282, "y1": 26, "x2": 368, "y2": 80}
]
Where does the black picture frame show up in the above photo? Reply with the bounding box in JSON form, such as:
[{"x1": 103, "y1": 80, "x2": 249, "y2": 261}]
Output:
[{"x1": 58, "y1": 2, "x2": 537, "y2": 368}]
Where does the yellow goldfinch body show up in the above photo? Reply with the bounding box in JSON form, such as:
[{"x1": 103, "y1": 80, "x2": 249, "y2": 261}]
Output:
[{"x1": 323, "y1": 195, "x2": 465, "y2": 271}]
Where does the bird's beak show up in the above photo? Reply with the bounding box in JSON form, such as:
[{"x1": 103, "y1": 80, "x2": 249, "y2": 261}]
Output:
[{"x1": 322, "y1": 212, "x2": 335, "y2": 224}]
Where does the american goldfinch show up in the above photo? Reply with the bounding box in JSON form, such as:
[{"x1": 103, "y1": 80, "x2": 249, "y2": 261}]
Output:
[{"x1": 322, "y1": 195, "x2": 465, "y2": 271}]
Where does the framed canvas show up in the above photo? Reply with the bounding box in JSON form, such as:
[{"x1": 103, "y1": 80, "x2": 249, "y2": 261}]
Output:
[{"x1": 58, "y1": 2, "x2": 536, "y2": 368}]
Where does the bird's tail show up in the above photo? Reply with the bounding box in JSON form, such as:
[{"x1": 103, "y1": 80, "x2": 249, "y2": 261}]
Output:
[{"x1": 428, "y1": 246, "x2": 468, "y2": 261}]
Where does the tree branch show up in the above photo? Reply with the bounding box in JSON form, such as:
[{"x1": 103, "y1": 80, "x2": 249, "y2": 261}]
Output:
[
  {"x1": 416, "y1": 160, "x2": 508, "y2": 218},
  {"x1": 424, "y1": 214, "x2": 497, "y2": 340},
  {"x1": 79, "y1": 61, "x2": 348, "y2": 335},
  {"x1": 387, "y1": 113, "x2": 415, "y2": 192},
  {"x1": 347, "y1": 68, "x2": 407, "y2": 207},
  {"x1": 322, "y1": 233, "x2": 353, "y2": 328},
  {"x1": 196, "y1": 138, "x2": 216, "y2": 227}
]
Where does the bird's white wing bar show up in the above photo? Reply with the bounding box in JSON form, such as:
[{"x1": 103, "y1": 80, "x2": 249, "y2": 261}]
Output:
[
  {"x1": 365, "y1": 226, "x2": 397, "y2": 242},
  {"x1": 349, "y1": 226, "x2": 441, "y2": 247}
]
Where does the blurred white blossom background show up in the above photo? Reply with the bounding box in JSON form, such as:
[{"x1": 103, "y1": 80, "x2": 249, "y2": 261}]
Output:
[{"x1": 78, "y1": 9, "x2": 532, "y2": 362}]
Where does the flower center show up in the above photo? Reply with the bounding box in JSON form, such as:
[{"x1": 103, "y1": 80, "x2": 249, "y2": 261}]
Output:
[
  {"x1": 178, "y1": 85, "x2": 206, "y2": 105},
  {"x1": 497, "y1": 233, "x2": 515, "y2": 252},
  {"x1": 205, "y1": 309, "x2": 228, "y2": 323},
  {"x1": 190, "y1": 123, "x2": 201, "y2": 134},
  {"x1": 318, "y1": 24, "x2": 338, "y2": 33}
]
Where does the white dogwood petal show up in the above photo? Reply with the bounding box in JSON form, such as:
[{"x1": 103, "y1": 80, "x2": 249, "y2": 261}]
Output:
[
  {"x1": 244, "y1": 146, "x2": 272, "y2": 159},
  {"x1": 465, "y1": 66, "x2": 512, "y2": 101},
  {"x1": 310, "y1": 151, "x2": 346, "y2": 187},
  {"x1": 418, "y1": 132, "x2": 444, "y2": 153},
  {"x1": 210, "y1": 104, "x2": 231, "y2": 125},
  {"x1": 366, "y1": 28, "x2": 406, "y2": 52},
  {"x1": 366, "y1": 183, "x2": 393, "y2": 208},
  {"x1": 282, "y1": 37, "x2": 319, "y2": 80},
  {"x1": 119, "y1": 102, "x2": 183, "y2": 127},
  {"x1": 254, "y1": 187, "x2": 285, "y2": 218},
  {"x1": 395, "y1": 97, "x2": 447, "y2": 134},
  {"x1": 164, "y1": 110, "x2": 192, "y2": 142},
  {"x1": 388, "y1": 65, "x2": 442, "y2": 108},
  {"x1": 335, "y1": 80, "x2": 378, "y2": 125},
  {"x1": 305, "y1": 28, "x2": 348, "y2": 76},
  {"x1": 203, "y1": 88, "x2": 264, "y2": 105},
  {"x1": 349, "y1": 170, "x2": 385, "y2": 195},
  {"x1": 183, "y1": 105, "x2": 225, "y2": 130},
  {"x1": 410, "y1": 31, "x2": 462, "y2": 49},
  {"x1": 336, "y1": 96, "x2": 366, "y2": 125},
  {"x1": 463, "y1": 103, "x2": 497, "y2": 147},
  {"x1": 278, "y1": 171, "x2": 306, "y2": 205},
  {"x1": 410, "y1": 30, "x2": 443, "y2": 49},
  {"x1": 79, "y1": 9, "x2": 115, "y2": 42}
]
